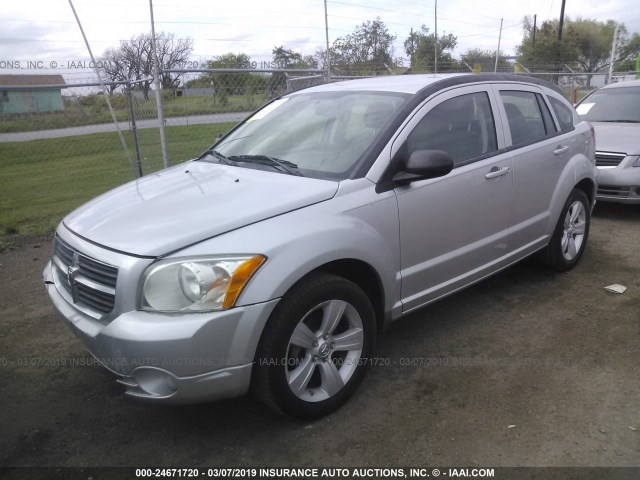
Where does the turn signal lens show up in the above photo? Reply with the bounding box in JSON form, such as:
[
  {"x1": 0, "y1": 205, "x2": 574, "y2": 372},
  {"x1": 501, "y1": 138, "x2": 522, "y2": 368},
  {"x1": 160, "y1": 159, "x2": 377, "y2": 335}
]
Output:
[{"x1": 223, "y1": 256, "x2": 266, "y2": 308}]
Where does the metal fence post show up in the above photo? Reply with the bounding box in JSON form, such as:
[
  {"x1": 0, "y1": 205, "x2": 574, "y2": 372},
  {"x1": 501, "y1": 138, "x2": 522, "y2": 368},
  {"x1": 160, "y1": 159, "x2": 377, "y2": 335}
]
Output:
[
  {"x1": 285, "y1": 73, "x2": 292, "y2": 93},
  {"x1": 125, "y1": 82, "x2": 144, "y2": 177},
  {"x1": 150, "y1": 0, "x2": 170, "y2": 169}
]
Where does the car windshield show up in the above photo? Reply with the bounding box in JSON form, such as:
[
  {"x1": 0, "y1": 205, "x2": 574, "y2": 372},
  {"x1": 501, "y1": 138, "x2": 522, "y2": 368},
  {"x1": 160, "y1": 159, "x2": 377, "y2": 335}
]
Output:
[
  {"x1": 576, "y1": 86, "x2": 640, "y2": 122},
  {"x1": 201, "y1": 91, "x2": 410, "y2": 180}
]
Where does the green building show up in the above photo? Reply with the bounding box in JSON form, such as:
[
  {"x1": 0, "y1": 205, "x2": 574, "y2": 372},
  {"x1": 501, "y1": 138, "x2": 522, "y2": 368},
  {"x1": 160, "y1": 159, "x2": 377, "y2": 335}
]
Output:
[{"x1": 0, "y1": 74, "x2": 65, "y2": 113}]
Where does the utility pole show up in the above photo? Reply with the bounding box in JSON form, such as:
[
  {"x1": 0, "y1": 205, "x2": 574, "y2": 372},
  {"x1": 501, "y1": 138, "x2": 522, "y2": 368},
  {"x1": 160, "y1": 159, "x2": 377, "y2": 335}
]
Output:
[
  {"x1": 324, "y1": 0, "x2": 331, "y2": 80},
  {"x1": 556, "y1": 0, "x2": 567, "y2": 81},
  {"x1": 532, "y1": 14, "x2": 537, "y2": 47},
  {"x1": 434, "y1": 0, "x2": 438, "y2": 74},
  {"x1": 494, "y1": 18, "x2": 503, "y2": 73},
  {"x1": 149, "y1": 0, "x2": 169, "y2": 169},
  {"x1": 558, "y1": 0, "x2": 566, "y2": 41},
  {"x1": 408, "y1": 27, "x2": 414, "y2": 69},
  {"x1": 608, "y1": 25, "x2": 619, "y2": 84}
]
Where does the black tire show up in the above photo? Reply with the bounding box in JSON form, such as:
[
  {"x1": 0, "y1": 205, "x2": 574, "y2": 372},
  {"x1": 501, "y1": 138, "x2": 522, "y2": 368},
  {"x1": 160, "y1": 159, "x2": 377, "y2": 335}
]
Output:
[
  {"x1": 252, "y1": 272, "x2": 376, "y2": 419},
  {"x1": 538, "y1": 188, "x2": 590, "y2": 271}
]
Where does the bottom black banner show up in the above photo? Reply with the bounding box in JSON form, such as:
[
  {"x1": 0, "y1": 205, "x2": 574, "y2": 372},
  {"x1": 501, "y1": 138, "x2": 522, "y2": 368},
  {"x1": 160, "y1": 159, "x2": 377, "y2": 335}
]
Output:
[{"x1": 1, "y1": 467, "x2": 639, "y2": 480}]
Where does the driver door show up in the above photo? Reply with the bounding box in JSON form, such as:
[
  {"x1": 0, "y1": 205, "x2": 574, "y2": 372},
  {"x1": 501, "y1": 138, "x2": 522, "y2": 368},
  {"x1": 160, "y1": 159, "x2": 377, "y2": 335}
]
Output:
[{"x1": 393, "y1": 85, "x2": 514, "y2": 312}]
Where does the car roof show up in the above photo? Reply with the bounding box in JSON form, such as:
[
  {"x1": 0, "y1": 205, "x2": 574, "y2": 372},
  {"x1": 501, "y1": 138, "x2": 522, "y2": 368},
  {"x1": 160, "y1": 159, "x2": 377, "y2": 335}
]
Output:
[
  {"x1": 302, "y1": 74, "x2": 466, "y2": 94},
  {"x1": 293, "y1": 73, "x2": 563, "y2": 96},
  {"x1": 599, "y1": 79, "x2": 640, "y2": 90}
]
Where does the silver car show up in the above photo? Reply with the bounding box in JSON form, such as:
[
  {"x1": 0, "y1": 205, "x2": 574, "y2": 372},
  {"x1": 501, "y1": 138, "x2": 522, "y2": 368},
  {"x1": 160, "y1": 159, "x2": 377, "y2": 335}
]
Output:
[
  {"x1": 576, "y1": 79, "x2": 640, "y2": 204},
  {"x1": 43, "y1": 74, "x2": 596, "y2": 418}
]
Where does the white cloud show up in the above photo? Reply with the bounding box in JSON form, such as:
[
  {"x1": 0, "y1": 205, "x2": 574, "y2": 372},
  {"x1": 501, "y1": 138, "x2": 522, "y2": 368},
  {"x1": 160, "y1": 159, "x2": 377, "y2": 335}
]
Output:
[{"x1": 1, "y1": 0, "x2": 638, "y2": 80}]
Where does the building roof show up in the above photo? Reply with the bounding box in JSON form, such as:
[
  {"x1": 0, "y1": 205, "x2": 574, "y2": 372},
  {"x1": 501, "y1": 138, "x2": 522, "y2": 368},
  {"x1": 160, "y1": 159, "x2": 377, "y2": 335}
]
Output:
[{"x1": 0, "y1": 74, "x2": 66, "y2": 87}]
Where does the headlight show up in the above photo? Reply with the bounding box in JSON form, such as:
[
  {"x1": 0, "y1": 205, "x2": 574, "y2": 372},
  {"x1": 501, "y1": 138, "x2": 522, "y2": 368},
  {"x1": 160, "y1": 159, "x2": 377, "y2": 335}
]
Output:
[{"x1": 141, "y1": 255, "x2": 265, "y2": 312}]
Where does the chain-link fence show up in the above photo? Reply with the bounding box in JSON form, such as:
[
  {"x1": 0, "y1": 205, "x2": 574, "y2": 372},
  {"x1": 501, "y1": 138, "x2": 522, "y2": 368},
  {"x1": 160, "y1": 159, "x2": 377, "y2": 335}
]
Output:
[
  {"x1": 0, "y1": 69, "x2": 324, "y2": 235},
  {"x1": 1, "y1": 66, "x2": 637, "y2": 236},
  {"x1": 0, "y1": 68, "x2": 328, "y2": 174},
  {"x1": 2, "y1": 66, "x2": 636, "y2": 174}
]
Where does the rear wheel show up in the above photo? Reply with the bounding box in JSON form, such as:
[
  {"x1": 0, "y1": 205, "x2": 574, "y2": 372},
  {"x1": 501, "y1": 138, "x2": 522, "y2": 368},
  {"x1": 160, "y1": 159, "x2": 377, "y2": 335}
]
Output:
[
  {"x1": 538, "y1": 188, "x2": 590, "y2": 271},
  {"x1": 252, "y1": 273, "x2": 376, "y2": 418}
]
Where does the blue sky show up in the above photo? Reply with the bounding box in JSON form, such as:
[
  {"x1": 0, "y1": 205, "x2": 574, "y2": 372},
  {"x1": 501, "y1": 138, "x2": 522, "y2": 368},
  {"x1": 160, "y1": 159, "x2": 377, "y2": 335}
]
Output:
[{"x1": 1, "y1": 0, "x2": 639, "y2": 81}]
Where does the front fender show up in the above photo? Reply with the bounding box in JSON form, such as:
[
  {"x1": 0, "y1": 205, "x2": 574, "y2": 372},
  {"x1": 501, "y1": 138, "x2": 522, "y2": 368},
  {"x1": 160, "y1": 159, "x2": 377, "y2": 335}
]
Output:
[{"x1": 172, "y1": 180, "x2": 401, "y2": 317}]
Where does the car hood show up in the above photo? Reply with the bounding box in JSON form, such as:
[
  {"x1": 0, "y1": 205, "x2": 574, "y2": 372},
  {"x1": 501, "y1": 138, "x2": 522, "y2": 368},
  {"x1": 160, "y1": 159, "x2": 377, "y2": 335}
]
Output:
[
  {"x1": 590, "y1": 122, "x2": 640, "y2": 155},
  {"x1": 64, "y1": 161, "x2": 338, "y2": 257}
]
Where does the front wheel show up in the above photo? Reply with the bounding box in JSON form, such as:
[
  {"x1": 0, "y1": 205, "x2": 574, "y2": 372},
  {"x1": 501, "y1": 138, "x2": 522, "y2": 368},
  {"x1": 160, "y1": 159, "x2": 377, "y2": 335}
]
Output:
[
  {"x1": 252, "y1": 273, "x2": 376, "y2": 418},
  {"x1": 538, "y1": 188, "x2": 590, "y2": 271}
]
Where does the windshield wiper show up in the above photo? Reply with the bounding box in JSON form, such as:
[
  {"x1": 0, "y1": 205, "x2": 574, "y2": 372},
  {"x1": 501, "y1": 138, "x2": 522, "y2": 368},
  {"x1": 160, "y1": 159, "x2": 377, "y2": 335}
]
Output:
[
  {"x1": 227, "y1": 155, "x2": 303, "y2": 176},
  {"x1": 200, "y1": 151, "x2": 303, "y2": 176},
  {"x1": 200, "y1": 149, "x2": 240, "y2": 167}
]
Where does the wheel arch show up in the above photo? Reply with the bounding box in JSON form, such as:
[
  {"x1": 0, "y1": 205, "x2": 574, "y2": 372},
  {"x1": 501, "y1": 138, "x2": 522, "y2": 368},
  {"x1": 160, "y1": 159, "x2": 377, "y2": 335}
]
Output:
[
  {"x1": 311, "y1": 258, "x2": 386, "y2": 332},
  {"x1": 575, "y1": 177, "x2": 596, "y2": 207},
  {"x1": 545, "y1": 153, "x2": 596, "y2": 234}
]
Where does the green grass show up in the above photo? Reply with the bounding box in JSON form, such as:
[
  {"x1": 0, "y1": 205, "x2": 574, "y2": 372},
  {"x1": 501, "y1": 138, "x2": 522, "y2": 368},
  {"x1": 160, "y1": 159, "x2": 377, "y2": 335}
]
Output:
[
  {"x1": 163, "y1": 93, "x2": 267, "y2": 117},
  {"x1": 0, "y1": 122, "x2": 235, "y2": 236},
  {"x1": 0, "y1": 93, "x2": 264, "y2": 133}
]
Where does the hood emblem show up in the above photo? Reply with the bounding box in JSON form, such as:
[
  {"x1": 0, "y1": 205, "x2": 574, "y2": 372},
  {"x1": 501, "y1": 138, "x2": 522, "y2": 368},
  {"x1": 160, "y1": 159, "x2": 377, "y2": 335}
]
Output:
[{"x1": 66, "y1": 252, "x2": 80, "y2": 285}]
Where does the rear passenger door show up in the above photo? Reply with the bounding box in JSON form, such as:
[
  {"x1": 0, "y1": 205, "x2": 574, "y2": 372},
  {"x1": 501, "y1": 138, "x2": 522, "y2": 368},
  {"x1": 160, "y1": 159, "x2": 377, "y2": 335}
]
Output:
[{"x1": 492, "y1": 85, "x2": 569, "y2": 253}]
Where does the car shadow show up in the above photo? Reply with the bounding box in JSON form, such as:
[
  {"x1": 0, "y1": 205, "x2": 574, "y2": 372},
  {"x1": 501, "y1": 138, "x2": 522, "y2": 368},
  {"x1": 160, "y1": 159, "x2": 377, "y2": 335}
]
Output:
[{"x1": 592, "y1": 201, "x2": 640, "y2": 222}]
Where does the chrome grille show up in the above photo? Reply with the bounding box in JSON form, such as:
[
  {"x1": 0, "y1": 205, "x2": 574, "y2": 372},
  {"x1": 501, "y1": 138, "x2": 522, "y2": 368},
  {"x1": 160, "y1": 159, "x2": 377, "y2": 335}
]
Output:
[
  {"x1": 77, "y1": 284, "x2": 115, "y2": 313},
  {"x1": 78, "y1": 255, "x2": 118, "y2": 286},
  {"x1": 52, "y1": 237, "x2": 118, "y2": 319},
  {"x1": 595, "y1": 151, "x2": 626, "y2": 168}
]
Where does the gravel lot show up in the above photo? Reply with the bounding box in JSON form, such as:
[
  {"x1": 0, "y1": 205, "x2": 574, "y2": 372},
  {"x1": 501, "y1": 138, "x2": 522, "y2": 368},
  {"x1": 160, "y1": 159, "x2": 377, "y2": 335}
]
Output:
[{"x1": 0, "y1": 202, "x2": 638, "y2": 471}]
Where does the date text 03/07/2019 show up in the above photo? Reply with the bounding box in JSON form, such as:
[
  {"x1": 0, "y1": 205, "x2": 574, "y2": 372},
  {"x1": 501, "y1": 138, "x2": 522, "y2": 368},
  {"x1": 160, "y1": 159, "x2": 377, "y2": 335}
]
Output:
[{"x1": 134, "y1": 467, "x2": 496, "y2": 478}]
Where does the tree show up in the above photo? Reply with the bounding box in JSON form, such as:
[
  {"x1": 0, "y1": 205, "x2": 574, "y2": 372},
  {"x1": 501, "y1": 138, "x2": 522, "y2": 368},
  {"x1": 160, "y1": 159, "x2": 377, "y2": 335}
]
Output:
[
  {"x1": 330, "y1": 18, "x2": 397, "y2": 75},
  {"x1": 101, "y1": 32, "x2": 193, "y2": 98},
  {"x1": 616, "y1": 33, "x2": 640, "y2": 72},
  {"x1": 272, "y1": 46, "x2": 317, "y2": 69},
  {"x1": 313, "y1": 47, "x2": 329, "y2": 71},
  {"x1": 460, "y1": 49, "x2": 511, "y2": 73},
  {"x1": 102, "y1": 34, "x2": 152, "y2": 95},
  {"x1": 572, "y1": 19, "x2": 622, "y2": 85},
  {"x1": 154, "y1": 33, "x2": 194, "y2": 90},
  {"x1": 516, "y1": 16, "x2": 580, "y2": 74},
  {"x1": 193, "y1": 53, "x2": 267, "y2": 102},
  {"x1": 517, "y1": 16, "x2": 640, "y2": 86},
  {"x1": 269, "y1": 46, "x2": 318, "y2": 94},
  {"x1": 404, "y1": 26, "x2": 458, "y2": 72}
]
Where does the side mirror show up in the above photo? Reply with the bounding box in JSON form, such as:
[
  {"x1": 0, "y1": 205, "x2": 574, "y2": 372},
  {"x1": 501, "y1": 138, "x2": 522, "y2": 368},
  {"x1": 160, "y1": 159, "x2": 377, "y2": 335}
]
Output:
[{"x1": 392, "y1": 150, "x2": 454, "y2": 185}]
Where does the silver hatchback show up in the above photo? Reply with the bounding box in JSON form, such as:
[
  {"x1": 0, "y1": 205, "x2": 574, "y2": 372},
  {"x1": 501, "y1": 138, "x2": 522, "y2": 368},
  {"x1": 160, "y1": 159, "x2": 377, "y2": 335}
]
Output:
[{"x1": 44, "y1": 74, "x2": 596, "y2": 418}]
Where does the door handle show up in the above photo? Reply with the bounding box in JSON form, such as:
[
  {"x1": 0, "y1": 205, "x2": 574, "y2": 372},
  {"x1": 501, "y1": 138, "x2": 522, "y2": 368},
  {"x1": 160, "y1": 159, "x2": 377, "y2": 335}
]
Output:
[
  {"x1": 554, "y1": 145, "x2": 569, "y2": 155},
  {"x1": 485, "y1": 166, "x2": 510, "y2": 179}
]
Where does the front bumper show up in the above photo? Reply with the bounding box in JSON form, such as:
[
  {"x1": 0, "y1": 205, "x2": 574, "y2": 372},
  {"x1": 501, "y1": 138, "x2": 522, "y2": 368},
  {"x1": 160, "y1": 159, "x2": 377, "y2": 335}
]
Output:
[
  {"x1": 596, "y1": 160, "x2": 640, "y2": 204},
  {"x1": 44, "y1": 260, "x2": 279, "y2": 404}
]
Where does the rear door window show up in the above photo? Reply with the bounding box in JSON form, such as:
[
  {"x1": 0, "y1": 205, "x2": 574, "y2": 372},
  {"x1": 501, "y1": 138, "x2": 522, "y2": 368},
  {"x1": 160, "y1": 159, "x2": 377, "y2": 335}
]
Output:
[
  {"x1": 499, "y1": 91, "x2": 550, "y2": 146},
  {"x1": 548, "y1": 96, "x2": 575, "y2": 132}
]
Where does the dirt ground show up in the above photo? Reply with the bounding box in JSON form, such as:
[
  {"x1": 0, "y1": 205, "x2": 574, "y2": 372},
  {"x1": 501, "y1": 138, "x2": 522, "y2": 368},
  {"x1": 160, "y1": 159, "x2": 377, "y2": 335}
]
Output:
[{"x1": 0, "y1": 202, "x2": 638, "y2": 471}]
